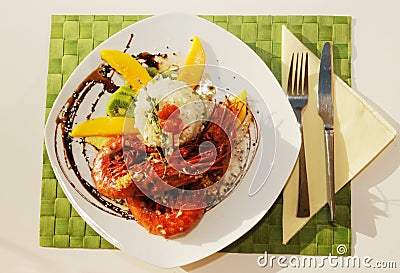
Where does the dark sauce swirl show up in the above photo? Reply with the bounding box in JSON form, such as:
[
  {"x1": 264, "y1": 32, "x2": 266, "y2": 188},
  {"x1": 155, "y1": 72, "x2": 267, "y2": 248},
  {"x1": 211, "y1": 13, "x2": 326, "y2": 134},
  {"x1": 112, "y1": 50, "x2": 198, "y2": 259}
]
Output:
[
  {"x1": 54, "y1": 65, "x2": 134, "y2": 219},
  {"x1": 134, "y1": 52, "x2": 168, "y2": 70}
]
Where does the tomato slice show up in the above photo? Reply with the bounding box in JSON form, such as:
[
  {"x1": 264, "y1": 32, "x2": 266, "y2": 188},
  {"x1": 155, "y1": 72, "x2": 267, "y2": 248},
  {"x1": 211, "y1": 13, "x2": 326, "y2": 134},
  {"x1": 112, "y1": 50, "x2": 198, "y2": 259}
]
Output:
[{"x1": 158, "y1": 104, "x2": 180, "y2": 120}]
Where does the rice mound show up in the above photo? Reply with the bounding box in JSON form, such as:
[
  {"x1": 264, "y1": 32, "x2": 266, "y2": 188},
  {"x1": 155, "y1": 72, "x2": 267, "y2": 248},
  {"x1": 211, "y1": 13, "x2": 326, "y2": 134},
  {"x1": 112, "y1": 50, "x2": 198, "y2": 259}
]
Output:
[{"x1": 134, "y1": 75, "x2": 206, "y2": 147}]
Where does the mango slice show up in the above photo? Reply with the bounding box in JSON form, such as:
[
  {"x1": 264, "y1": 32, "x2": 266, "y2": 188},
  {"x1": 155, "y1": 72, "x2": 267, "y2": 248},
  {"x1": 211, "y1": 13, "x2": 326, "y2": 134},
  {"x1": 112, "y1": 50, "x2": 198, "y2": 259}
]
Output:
[
  {"x1": 70, "y1": 117, "x2": 138, "y2": 137},
  {"x1": 101, "y1": 50, "x2": 152, "y2": 90},
  {"x1": 229, "y1": 90, "x2": 247, "y2": 124},
  {"x1": 177, "y1": 36, "x2": 206, "y2": 86},
  {"x1": 85, "y1": 136, "x2": 112, "y2": 149}
]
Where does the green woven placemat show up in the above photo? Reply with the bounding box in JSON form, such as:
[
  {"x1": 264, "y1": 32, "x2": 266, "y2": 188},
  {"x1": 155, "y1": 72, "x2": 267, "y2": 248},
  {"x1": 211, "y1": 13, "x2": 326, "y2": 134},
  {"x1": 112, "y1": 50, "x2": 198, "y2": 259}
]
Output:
[{"x1": 41, "y1": 15, "x2": 352, "y2": 255}]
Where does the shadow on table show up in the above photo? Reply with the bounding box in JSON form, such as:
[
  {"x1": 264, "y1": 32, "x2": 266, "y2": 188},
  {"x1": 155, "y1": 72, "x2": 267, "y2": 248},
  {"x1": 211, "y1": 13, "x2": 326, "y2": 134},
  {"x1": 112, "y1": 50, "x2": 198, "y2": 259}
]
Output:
[
  {"x1": 349, "y1": 17, "x2": 400, "y2": 251},
  {"x1": 347, "y1": 93, "x2": 400, "y2": 249}
]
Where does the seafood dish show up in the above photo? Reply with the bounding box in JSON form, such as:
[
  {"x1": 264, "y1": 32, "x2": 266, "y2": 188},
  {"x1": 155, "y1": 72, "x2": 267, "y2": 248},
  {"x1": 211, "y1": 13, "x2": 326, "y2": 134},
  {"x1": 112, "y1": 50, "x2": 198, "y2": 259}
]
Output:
[
  {"x1": 44, "y1": 14, "x2": 296, "y2": 268},
  {"x1": 55, "y1": 35, "x2": 259, "y2": 238}
]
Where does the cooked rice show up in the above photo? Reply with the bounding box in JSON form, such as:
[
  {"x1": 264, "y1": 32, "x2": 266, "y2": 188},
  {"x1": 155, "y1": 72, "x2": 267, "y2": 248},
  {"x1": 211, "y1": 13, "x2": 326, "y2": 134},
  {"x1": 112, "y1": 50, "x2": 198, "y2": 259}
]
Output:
[{"x1": 134, "y1": 75, "x2": 206, "y2": 147}]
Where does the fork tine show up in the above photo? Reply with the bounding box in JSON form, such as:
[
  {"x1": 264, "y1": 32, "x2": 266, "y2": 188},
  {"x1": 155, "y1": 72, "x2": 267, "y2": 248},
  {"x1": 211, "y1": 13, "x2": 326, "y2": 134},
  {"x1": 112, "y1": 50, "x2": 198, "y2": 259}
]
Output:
[
  {"x1": 294, "y1": 53, "x2": 299, "y2": 95},
  {"x1": 287, "y1": 52, "x2": 309, "y2": 97},
  {"x1": 287, "y1": 53, "x2": 295, "y2": 95},
  {"x1": 298, "y1": 53, "x2": 303, "y2": 96},
  {"x1": 303, "y1": 53, "x2": 309, "y2": 95}
]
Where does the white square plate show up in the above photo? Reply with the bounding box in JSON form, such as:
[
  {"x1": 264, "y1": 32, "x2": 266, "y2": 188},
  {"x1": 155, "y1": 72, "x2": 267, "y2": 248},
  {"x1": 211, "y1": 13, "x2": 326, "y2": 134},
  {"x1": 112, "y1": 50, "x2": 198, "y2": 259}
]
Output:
[{"x1": 44, "y1": 13, "x2": 300, "y2": 268}]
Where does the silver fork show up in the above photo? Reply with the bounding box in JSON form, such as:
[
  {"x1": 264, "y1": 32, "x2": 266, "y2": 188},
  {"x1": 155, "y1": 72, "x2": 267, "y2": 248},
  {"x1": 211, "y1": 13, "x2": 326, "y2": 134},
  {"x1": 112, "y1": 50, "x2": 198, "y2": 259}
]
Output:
[{"x1": 287, "y1": 52, "x2": 310, "y2": 218}]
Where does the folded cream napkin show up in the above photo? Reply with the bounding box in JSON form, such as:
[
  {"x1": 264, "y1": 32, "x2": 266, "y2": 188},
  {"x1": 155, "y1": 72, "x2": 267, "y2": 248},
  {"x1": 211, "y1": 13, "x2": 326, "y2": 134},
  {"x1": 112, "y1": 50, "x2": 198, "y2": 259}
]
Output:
[{"x1": 281, "y1": 25, "x2": 396, "y2": 244}]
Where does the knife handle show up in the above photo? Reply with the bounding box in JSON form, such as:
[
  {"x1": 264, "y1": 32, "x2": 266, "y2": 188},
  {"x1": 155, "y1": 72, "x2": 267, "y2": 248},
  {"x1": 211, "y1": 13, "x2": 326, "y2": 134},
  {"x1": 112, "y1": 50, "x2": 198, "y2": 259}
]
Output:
[
  {"x1": 324, "y1": 128, "x2": 336, "y2": 222},
  {"x1": 297, "y1": 125, "x2": 310, "y2": 217}
]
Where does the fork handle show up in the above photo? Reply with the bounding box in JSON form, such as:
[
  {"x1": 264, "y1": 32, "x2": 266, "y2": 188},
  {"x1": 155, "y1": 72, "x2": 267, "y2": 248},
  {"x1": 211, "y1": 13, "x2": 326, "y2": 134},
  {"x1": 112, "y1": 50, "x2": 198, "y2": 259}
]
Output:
[{"x1": 297, "y1": 125, "x2": 310, "y2": 217}]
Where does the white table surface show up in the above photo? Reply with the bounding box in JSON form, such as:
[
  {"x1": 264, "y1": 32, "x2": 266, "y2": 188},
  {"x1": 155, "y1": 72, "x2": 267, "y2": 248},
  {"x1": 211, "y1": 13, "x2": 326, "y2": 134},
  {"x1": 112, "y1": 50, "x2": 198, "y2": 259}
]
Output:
[{"x1": 2, "y1": 1, "x2": 400, "y2": 272}]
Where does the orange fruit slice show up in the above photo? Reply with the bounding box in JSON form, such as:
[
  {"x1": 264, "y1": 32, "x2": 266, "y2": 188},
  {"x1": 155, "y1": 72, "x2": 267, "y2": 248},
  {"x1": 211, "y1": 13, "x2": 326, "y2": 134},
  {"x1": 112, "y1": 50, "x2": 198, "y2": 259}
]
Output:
[
  {"x1": 101, "y1": 50, "x2": 152, "y2": 90},
  {"x1": 177, "y1": 36, "x2": 206, "y2": 86}
]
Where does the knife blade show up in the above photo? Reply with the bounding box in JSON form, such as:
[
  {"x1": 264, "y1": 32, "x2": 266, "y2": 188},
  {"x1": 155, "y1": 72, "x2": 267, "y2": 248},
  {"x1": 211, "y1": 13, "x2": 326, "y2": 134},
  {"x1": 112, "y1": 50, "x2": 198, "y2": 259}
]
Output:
[{"x1": 318, "y1": 42, "x2": 336, "y2": 222}]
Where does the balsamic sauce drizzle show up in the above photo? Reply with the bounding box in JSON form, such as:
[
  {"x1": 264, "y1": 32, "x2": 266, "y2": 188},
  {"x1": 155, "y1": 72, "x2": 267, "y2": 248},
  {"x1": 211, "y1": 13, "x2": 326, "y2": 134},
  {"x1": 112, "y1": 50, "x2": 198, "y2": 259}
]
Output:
[
  {"x1": 53, "y1": 35, "x2": 138, "y2": 219},
  {"x1": 134, "y1": 52, "x2": 168, "y2": 70},
  {"x1": 124, "y1": 34, "x2": 134, "y2": 53},
  {"x1": 81, "y1": 89, "x2": 107, "y2": 169},
  {"x1": 54, "y1": 65, "x2": 133, "y2": 219}
]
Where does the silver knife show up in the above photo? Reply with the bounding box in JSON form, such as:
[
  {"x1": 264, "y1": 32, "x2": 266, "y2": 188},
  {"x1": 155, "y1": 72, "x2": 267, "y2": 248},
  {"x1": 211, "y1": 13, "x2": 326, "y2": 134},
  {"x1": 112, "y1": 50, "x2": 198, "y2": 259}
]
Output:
[{"x1": 318, "y1": 42, "x2": 335, "y2": 222}]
